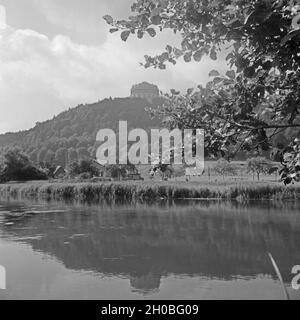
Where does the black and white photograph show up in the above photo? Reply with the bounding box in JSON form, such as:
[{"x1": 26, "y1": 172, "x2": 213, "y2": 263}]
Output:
[{"x1": 0, "y1": 0, "x2": 300, "y2": 308}]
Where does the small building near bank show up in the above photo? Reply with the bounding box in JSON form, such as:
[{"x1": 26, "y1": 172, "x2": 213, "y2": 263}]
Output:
[{"x1": 53, "y1": 166, "x2": 66, "y2": 178}]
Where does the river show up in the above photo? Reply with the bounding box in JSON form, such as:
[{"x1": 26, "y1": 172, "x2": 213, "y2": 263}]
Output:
[{"x1": 0, "y1": 198, "x2": 300, "y2": 300}]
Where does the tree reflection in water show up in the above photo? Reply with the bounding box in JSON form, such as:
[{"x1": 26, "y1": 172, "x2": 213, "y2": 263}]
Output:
[{"x1": 1, "y1": 199, "x2": 300, "y2": 295}]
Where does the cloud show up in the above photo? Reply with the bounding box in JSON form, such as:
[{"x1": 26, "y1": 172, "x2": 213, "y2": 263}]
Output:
[
  {"x1": 0, "y1": 5, "x2": 6, "y2": 29},
  {"x1": 31, "y1": 0, "x2": 133, "y2": 45},
  {"x1": 0, "y1": 0, "x2": 134, "y2": 45},
  {"x1": 0, "y1": 4, "x2": 227, "y2": 133}
]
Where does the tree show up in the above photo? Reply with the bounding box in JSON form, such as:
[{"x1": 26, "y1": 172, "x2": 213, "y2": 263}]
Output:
[
  {"x1": 280, "y1": 138, "x2": 300, "y2": 184},
  {"x1": 150, "y1": 163, "x2": 174, "y2": 180},
  {"x1": 67, "y1": 136, "x2": 79, "y2": 149},
  {"x1": 29, "y1": 149, "x2": 38, "y2": 164},
  {"x1": 106, "y1": 163, "x2": 138, "y2": 180},
  {"x1": 77, "y1": 147, "x2": 90, "y2": 160},
  {"x1": 0, "y1": 149, "x2": 47, "y2": 182},
  {"x1": 68, "y1": 148, "x2": 78, "y2": 164},
  {"x1": 39, "y1": 162, "x2": 57, "y2": 178},
  {"x1": 105, "y1": 0, "x2": 300, "y2": 184},
  {"x1": 58, "y1": 138, "x2": 68, "y2": 149},
  {"x1": 77, "y1": 139, "x2": 89, "y2": 149},
  {"x1": 247, "y1": 157, "x2": 272, "y2": 181},
  {"x1": 60, "y1": 126, "x2": 73, "y2": 139},
  {"x1": 44, "y1": 150, "x2": 55, "y2": 164},
  {"x1": 55, "y1": 148, "x2": 68, "y2": 167},
  {"x1": 68, "y1": 162, "x2": 81, "y2": 177},
  {"x1": 108, "y1": 165, "x2": 126, "y2": 180},
  {"x1": 69, "y1": 160, "x2": 101, "y2": 178},
  {"x1": 38, "y1": 148, "x2": 48, "y2": 163},
  {"x1": 214, "y1": 158, "x2": 236, "y2": 179}
]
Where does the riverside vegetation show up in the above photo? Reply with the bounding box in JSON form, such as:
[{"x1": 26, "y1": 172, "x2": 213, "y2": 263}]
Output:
[
  {"x1": 0, "y1": 148, "x2": 299, "y2": 202},
  {"x1": 0, "y1": 180, "x2": 299, "y2": 202}
]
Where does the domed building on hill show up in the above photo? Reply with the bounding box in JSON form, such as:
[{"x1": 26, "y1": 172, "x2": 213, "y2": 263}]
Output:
[{"x1": 130, "y1": 82, "x2": 160, "y2": 101}]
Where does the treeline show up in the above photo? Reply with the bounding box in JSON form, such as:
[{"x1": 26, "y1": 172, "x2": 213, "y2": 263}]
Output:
[
  {"x1": 0, "y1": 95, "x2": 288, "y2": 168},
  {"x1": 0, "y1": 97, "x2": 162, "y2": 167},
  {"x1": 213, "y1": 157, "x2": 279, "y2": 181},
  {"x1": 0, "y1": 148, "x2": 140, "y2": 183},
  {"x1": 0, "y1": 149, "x2": 47, "y2": 183}
]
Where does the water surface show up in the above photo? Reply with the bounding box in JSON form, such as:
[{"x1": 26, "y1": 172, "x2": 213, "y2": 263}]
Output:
[{"x1": 0, "y1": 199, "x2": 300, "y2": 300}]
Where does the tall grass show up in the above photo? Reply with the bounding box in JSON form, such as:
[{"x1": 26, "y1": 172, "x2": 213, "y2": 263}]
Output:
[
  {"x1": 0, "y1": 181, "x2": 299, "y2": 202},
  {"x1": 268, "y1": 253, "x2": 290, "y2": 300}
]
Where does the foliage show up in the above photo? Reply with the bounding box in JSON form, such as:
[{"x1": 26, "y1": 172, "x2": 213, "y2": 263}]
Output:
[
  {"x1": 214, "y1": 158, "x2": 237, "y2": 178},
  {"x1": 55, "y1": 148, "x2": 68, "y2": 167},
  {"x1": 247, "y1": 157, "x2": 272, "y2": 180},
  {"x1": 39, "y1": 162, "x2": 57, "y2": 178},
  {"x1": 0, "y1": 97, "x2": 162, "y2": 166},
  {"x1": 69, "y1": 160, "x2": 102, "y2": 178},
  {"x1": 108, "y1": 165, "x2": 126, "y2": 179},
  {"x1": 68, "y1": 148, "x2": 78, "y2": 163},
  {"x1": 0, "y1": 149, "x2": 47, "y2": 182},
  {"x1": 44, "y1": 150, "x2": 55, "y2": 164},
  {"x1": 280, "y1": 137, "x2": 300, "y2": 184},
  {"x1": 0, "y1": 180, "x2": 299, "y2": 202},
  {"x1": 106, "y1": 163, "x2": 138, "y2": 179},
  {"x1": 150, "y1": 163, "x2": 174, "y2": 180},
  {"x1": 79, "y1": 172, "x2": 93, "y2": 180},
  {"x1": 105, "y1": 0, "x2": 300, "y2": 184}
]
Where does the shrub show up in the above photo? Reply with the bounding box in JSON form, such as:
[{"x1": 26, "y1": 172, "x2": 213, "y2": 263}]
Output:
[
  {"x1": 0, "y1": 148, "x2": 47, "y2": 182},
  {"x1": 214, "y1": 158, "x2": 236, "y2": 179},
  {"x1": 247, "y1": 157, "x2": 272, "y2": 181},
  {"x1": 69, "y1": 160, "x2": 101, "y2": 178}
]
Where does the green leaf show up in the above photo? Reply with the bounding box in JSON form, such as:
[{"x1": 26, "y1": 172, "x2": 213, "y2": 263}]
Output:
[
  {"x1": 187, "y1": 88, "x2": 194, "y2": 95},
  {"x1": 109, "y1": 28, "x2": 119, "y2": 33},
  {"x1": 151, "y1": 15, "x2": 162, "y2": 25},
  {"x1": 262, "y1": 61, "x2": 272, "y2": 70},
  {"x1": 193, "y1": 50, "x2": 203, "y2": 62},
  {"x1": 160, "y1": 52, "x2": 169, "y2": 61},
  {"x1": 173, "y1": 47, "x2": 182, "y2": 58},
  {"x1": 243, "y1": 66, "x2": 256, "y2": 78},
  {"x1": 137, "y1": 30, "x2": 144, "y2": 39},
  {"x1": 103, "y1": 15, "x2": 113, "y2": 25},
  {"x1": 284, "y1": 177, "x2": 292, "y2": 185},
  {"x1": 146, "y1": 28, "x2": 156, "y2": 37},
  {"x1": 226, "y1": 18, "x2": 242, "y2": 28},
  {"x1": 208, "y1": 70, "x2": 220, "y2": 77},
  {"x1": 210, "y1": 49, "x2": 217, "y2": 60},
  {"x1": 213, "y1": 77, "x2": 224, "y2": 84},
  {"x1": 166, "y1": 45, "x2": 172, "y2": 53},
  {"x1": 226, "y1": 70, "x2": 236, "y2": 79},
  {"x1": 170, "y1": 89, "x2": 180, "y2": 95},
  {"x1": 183, "y1": 52, "x2": 192, "y2": 62},
  {"x1": 281, "y1": 30, "x2": 300, "y2": 46},
  {"x1": 121, "y1": 30, "x2": 131, "y2": 42},
  {"x1": 244, "y1": 9, "x2": 271, "y2": 26},
  {"x1": 269, "y1": 167, "x2": 278, "y2": 175},
  {"x1": 226, "y1": 53, "x2": 234, "y2": 61}
]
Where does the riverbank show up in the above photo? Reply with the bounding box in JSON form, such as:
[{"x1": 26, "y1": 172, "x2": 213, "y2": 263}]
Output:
[{"x1": 0, "y1": 180, "x2": 299, "y2": 202}]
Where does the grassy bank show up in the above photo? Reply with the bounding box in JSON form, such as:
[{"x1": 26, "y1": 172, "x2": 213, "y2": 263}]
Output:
[{"x1": 0, "y1": 180, "x2": 300, "y2": 202}]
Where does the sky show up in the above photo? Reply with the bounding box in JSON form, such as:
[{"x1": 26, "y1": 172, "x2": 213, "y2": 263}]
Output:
[{"x1": 0, "y1": 0, "x2": 227, "y2": 133}]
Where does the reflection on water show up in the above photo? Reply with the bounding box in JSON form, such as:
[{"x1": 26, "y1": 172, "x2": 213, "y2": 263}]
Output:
[{"x1": 0, "y1": 198, "x2": 300, "y2": 300}]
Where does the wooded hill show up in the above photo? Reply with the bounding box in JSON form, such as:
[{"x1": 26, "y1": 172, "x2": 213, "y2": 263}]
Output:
[{"x1": 0, "y1": 97, "x2": 162, "y2": 167}]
